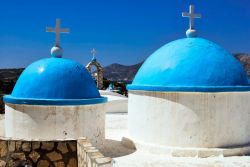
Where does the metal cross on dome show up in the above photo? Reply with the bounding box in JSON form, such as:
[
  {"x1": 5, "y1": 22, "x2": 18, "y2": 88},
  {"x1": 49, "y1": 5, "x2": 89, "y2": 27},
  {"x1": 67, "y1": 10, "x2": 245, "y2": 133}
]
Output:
[
  {"x1": 182, "y1": 5, "x2": 201, "y2": 30},
  {"x1": 46, "y1": 19, "x2": 70, "y2": 46}
]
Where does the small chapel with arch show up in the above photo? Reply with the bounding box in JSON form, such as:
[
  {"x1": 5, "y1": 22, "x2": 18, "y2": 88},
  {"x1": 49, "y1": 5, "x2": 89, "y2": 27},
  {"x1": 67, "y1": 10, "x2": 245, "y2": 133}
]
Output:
[{"x1": 86, "y1": 48, "x2": 104, "y2": 90}]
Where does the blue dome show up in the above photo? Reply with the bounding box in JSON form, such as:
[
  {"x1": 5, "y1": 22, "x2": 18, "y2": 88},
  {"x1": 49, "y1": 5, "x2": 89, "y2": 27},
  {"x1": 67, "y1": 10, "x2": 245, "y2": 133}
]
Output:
[
  {"x1": 4, "y1": 57, "x2": 107, "y2": 105},
  {"x1": 128, "y1": 38, "x2": 250, "y2": 92}
]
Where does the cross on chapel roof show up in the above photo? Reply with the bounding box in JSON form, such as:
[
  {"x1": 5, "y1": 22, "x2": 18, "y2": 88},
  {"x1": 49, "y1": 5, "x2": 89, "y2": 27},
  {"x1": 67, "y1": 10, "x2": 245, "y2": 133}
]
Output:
[
  {"x1": 182, "y1": 5, "x2": 201, "y2": 37},
  {"x1": 91, "y1": 48, "x2": 97, "y2": 61},
  {"x1": 46, "y1": 19, "x2": 70, "y2": 47}
]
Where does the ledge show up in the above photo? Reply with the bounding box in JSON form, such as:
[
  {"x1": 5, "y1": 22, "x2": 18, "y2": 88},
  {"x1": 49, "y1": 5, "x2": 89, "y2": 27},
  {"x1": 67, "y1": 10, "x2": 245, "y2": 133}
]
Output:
[
  {"x1": 134, "y1": 140, "x2": 250, "y2": 158},
  {"x1": 127, "y1": 85, "x2": 250, "y2": 92},
  {"x1": 3, "y1": 95, "x2": 108, "y2": 106}
]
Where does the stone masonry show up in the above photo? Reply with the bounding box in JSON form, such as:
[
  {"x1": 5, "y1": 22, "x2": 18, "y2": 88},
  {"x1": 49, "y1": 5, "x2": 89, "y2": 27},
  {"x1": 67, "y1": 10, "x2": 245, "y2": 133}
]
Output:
[
  {"x1": 0, "y1": 137, "x2": 112, "y2": 167},
  {"x1": 0, "y1": 138, "x2": 77, "y2": 167},
  {"x1": 77, "y1": 138, "x2": 112, "y2": 167}
]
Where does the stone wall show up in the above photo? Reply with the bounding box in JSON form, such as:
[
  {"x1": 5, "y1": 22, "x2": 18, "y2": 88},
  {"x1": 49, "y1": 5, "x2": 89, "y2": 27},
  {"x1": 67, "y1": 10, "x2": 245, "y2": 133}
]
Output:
[
  {"x1": 0, "y1": 137, "x2": 112, "y2": 167},
  {"x1": 77, "y1": 138, "x2": 112, "y2": 167},
  {"x1": 0, "y1": 138, "x2": 77, "y2": 167}
]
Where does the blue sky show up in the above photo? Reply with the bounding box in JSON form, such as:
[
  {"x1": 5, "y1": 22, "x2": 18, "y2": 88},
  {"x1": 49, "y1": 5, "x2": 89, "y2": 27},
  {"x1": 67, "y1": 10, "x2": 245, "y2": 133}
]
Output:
[{"x1": 0, "y1": 0, "x2": 249, "y2": 68}]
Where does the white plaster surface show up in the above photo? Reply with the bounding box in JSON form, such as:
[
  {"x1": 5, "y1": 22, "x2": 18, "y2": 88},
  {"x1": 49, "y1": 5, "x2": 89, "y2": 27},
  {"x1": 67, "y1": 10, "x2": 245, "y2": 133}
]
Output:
[
  {"x1": 0, "y1": 114, "x2": 5, "y2": 136},
  {"x1": 5, "y1": 103, "x2": 105, "y2": 146},
  {"x1": 1, "y1": 110, "x2": 250, "y2": 166},
  {"x1": 105, "y1": 113, "x2": 250, "y2": 167},
  {"x1": 105, "y1": 113, "x2": 128, "y2": 141},
  {"x1": 128, "y1": 91, "x2": 250, "y2": 148},
  {"x1": 113, "y1": 152, "x2": 250, "y2": 167},
  {"x1": 100, "y1": 90, "x2": 128, "y2": 113}
]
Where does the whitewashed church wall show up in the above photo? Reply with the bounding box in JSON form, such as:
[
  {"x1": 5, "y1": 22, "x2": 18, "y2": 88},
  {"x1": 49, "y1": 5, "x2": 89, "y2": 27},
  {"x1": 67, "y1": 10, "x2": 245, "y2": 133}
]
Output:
[
  {"x1": 4, "y1": 103, "x2": 106, "y2": 147},
  {"x1": 128, "y1": 91, "x2": 250, "y2": 148}
]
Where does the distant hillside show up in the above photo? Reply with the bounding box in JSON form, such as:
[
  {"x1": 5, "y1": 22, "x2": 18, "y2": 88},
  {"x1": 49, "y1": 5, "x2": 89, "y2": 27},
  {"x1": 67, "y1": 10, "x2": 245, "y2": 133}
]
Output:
[
  {"x1": 1, "y1": 53, "x2": 250, "y2": 84},
  {"x1": 103, "y1": 53, "x2": 250, "y2": 82},
  {"x1": 234, "y1": 53, "x2": 250, "y2": 77},
  {"x1": 0, "y1": 68, "x2": 24, "y2": 94},
  {"x1": 103, "y1": 62, "x2": 143, "y2": 82},
  {"x1": 0, "y1": 68, "x2": 24, "y2": 82}
]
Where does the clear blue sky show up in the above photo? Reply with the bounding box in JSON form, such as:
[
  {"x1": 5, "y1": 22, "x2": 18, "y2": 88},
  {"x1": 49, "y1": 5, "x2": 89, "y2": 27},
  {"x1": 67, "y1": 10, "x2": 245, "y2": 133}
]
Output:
[{"x1": 0, "y1": 0, "x2": 249, "y2": 68}]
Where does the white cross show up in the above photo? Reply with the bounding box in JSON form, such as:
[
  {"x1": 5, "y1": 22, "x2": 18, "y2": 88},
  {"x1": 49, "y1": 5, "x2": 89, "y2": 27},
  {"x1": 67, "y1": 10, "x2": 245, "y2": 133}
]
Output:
[
  {"x1": 182, "y1": 5, "x2": 201, "y2": 30},
  {"x1": 91, "y1": 48, "x2": 97, "y2": 57},
  {"x1": 46, "y1": 19, "x2": 70, "y2": 46},
  {"x1": 91, "y1": 48, "x2": 97, "y2": 59}
]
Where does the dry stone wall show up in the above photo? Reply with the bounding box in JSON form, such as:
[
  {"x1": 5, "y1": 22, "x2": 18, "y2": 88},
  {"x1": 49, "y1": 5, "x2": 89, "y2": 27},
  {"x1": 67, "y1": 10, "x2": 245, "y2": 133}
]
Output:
[
  {"x1": 77, "y1": 138, "x2": 112, "y2": 167},
  {"x1": 0, "y1": 138, "x2": 77, "y2": 167},
  {"x1": 0, "y1": 137, "x2": 112, "y2": 167}
]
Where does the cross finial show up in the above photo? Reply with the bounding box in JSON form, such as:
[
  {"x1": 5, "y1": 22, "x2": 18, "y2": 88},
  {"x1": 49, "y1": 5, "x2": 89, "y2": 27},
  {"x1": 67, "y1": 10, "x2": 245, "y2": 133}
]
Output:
[
  {"x1": 182, "y1": 5, "x2": 201, "y2": 37},
  {"x1": 46, "y1": 19, "x2": 70, "y2": 47},
  {"x1": 91, "y1": 48, "x2": 97, "y2": 61}
]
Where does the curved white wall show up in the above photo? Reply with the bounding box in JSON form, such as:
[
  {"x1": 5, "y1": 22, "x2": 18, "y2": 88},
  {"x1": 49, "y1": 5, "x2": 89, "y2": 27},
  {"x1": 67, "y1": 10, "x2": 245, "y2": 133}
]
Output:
[
  {"x1": 100, "y1": 90, "x2": 128, "y2": 113},
  {"x1": 5, "y1": 103, "x2": 105, "y2": 146},
  {"x1": 128, "y1": 91, "x2": 250, "y2": 148}
]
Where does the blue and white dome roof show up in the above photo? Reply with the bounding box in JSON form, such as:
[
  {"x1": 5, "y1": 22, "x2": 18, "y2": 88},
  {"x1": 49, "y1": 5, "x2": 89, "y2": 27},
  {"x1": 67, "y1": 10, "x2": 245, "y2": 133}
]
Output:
[
  {"x1": 128, "y1": 5, "x2": 250, "y2": 92},
  {"x1": 3, "y1": 19, "x2": 107, "y2": 105},
  {"x1": 4, "y1": 53, "x2": 107, "y2": 105},
  {"x1": 127, "y1": 37, "x2": 250, "y2": 92},
  {"x1": 4, "y1": 19, "x2": 107, "y2": 105}
]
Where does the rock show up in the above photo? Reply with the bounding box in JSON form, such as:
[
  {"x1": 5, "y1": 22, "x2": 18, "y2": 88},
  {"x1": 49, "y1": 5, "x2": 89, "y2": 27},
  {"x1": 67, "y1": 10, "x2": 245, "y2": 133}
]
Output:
[
  {"x1": 15, "y1": 141, "x2": 22, "y2": 151},
  {"x1": 57, "y1": 142, "x2": 68, "y2": 154},
  {"x1": 67, "y1": 158, "x2": 77, "y2": 167},
  {"x1": 37, "y1": 160, "x2": 50, "y2": 167},
  {"x1": 11, "y1": 153, "x2": 26, "y2": 160},
  {"x1": 54, "y1": 161, "x2": 65, "y2": 167},
  {"x1": 95, "y1": 157, "x2": 112, "y2": 166},
  {"x1": 46, "y1": 151, "x2": 62, "y2": 161},
  {"x1": 8, "y1": 141, "x2": 16, "y2": 152},
  {"x1": 22, "y1": 142, "x2": 31, "y2": 152},
  {"x1": 15, "y1": 160, "x2": 32, "y2": 167},
  {"x1": 121, "y1": 137, "x2": 136, "y2": 150},
  {"x1": 89, "y1": 152, "x2": 104, "y2": 159},
  {"x1": 68, "y1": 142, "x2": 76, "y2": 152},
  {"x1": 42, "y1": 142, "x2": 54, "y2": 151},
  {"x1": 7, "y1": 159, "x2": 15, "y2": 167},
  {"x1": 0, "y1": 160, "x2": 6, "y2": 167},
  {"x1": 29, "y1": 151, "x2": 40, "y2": 163},
  {"x1": 26, "y1": 160, "x2": 33, "y2": 167},
  {"x1": 172, "y1": 149, "x2": 197, "y2": 157},
  {"x1": 0, "y1": 141, "x2": 7, "y2": 157},
  {"x1": 77, "y1": 140, "x2": 92, "y2": 148},
  {"x1": 198, "y1": 150, "x2": 222, "y2": 158},
  {"x1": 32, "y1": 142, "x2": 41, "y2": 150}
]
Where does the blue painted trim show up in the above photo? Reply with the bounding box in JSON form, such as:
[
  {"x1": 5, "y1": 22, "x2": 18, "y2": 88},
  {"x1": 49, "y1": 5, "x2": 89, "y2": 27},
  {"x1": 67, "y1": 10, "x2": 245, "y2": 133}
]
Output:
[
  {"x1": 3, "y1": 95, "x2": 107, "y2": 106},
  {"x1": 127, "y1": 85, "x2": 250, "y2": 92}
]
